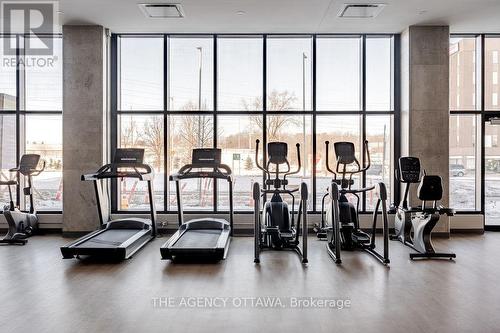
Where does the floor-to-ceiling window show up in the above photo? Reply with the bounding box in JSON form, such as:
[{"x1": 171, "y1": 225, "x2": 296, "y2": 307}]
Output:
[
  {"x1": 112, "y1": 34, "x2": 397, "y2": 214},
  {"x1": 0, "y1": 35, "x2": 62, "y2": 211},
  {"x1": 450, "y1": 35, "x2": 500, "y2": 229}
]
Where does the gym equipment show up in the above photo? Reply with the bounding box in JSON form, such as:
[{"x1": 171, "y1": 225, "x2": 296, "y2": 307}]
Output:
[
  {"x1": 0, "y1": 154, "x2": 45, "y2": 245},
  {"x1": 316, "y1": 140, "x2": 390, "y2": 265},
  {"x1": 253, "y1": 140, "x2": 308, "y2": 264},
  {"x1": 391, "y1": 157, "x2": 456, "y2": 260},
  {"x1": 60, "y1": 148, "x2": 157, "y2": 260},
  {"x1": 160, "y1": 148, "x2": 233, "y2": 261}
]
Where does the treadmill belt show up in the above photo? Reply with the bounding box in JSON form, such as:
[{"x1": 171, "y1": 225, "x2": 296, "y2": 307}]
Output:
[
  {"x1": 172, "y1": 229, "x2": 221, "y2": 249},
  {"x1": 76, "y1": 229, "x2": 142, "y2": 248}
]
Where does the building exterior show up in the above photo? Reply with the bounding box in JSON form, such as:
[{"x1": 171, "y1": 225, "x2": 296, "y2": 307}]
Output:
[{"x1": 450, "y1": 38, "x2": 500, "y2": 172}]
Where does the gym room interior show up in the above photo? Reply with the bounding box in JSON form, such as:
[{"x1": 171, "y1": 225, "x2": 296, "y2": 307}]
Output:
[{"x1": 1, "y1": 0, "x2": 500, "y2": 332}]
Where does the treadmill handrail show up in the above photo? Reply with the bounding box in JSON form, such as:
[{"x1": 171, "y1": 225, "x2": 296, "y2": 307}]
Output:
[
  {"x1": 169, "y1": 164, "x2": 232, "y2": 181},
  {"x1": 81, "y1": 163, "x2": 154, "y2": 181}
]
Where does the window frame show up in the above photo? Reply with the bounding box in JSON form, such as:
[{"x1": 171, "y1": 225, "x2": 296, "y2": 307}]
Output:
[
  {"x1": 0, "y1": 33, "x2": 63, "y2": 213},
  {"x1": 110, "y1": 33, "x2": 400, "y2": 215},
  {"x1": 450, "y1": 34, "x2": 500, "y2": 230}
]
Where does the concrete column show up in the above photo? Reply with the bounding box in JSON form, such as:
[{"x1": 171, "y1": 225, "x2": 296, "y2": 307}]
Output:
[
  {"x1": 63, "y1": 26, "x2": 107, "y2": 234},
  {"x1": 401, "y1": 26, "x2": 450, "y2": 233}
]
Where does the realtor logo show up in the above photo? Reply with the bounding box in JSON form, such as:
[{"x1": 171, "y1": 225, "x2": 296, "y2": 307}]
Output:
[{"x1": 1, "y1": 1, "x2": 59, "y2": 56}]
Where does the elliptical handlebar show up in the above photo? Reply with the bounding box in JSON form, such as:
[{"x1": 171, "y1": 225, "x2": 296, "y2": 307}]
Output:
[
  {"x1": 360, "y1": 140, "x2": 371, "y2": 173},
  {"x1": 324, "y1": 141, "x2": 337, "y2": 176},
  {"x1": 284, "y1": 143, "x2": 301, "y2": 178},
  {"x1": 254, "y1": 140, "x2": 270, "y2": 179}
]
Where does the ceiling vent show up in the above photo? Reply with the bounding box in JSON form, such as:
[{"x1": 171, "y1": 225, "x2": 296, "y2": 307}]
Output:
[
  {"x1": 138, "y1": 3, "x2": 185, "y2": 18},
  {"x1": 338, "y1": 3, "x2": 386, "y2": 18}
]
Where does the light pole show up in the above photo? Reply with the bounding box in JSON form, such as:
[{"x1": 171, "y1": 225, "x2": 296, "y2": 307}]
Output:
[{"x1": 302, "y1": 52, "x2": 308, "y2": 178}]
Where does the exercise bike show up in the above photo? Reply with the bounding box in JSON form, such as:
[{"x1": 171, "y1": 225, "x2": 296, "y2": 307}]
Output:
[
  {"x1": 391, "y1": 157, "x2": 456, "y2": 260},
  {"x1": 252, "y1": 140, "x2": 308, "y2": 264},
  {"x1": 0, "y1": 154, "x2": 45, "y2": 245},
  {"x1": 315, "y1": 140, "x2": 390, "y2": 265}
]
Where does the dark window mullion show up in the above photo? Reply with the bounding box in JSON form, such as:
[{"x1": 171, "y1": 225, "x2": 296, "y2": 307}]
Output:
[
  {"x1": 312, "y1": 35, "x2": 317, "y2": 211},
  {"x1": 361, "y1": 35, "x2": 367, "y2": 212},
  {"x1": 213, "y1": 35, "x2": 218, "y2": 212},
  {"x1": 163, "y1": 34, "x2": 169, "y2": 213}
]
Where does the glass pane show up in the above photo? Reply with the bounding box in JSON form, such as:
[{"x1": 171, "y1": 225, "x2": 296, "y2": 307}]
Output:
[
  {"x1": 217, "y1": 37, "x2": 263, "y2": 111},
  {"x1": 25, "y1": 37, "x2": 62, "y2": 110},
  {"x1": 0, "y1": 37, "x2": 16, "y2": 110},
  {"x1": 365, "y1": 115, "x2": 393, "y2": 210},
  {"x1": 450, "y1": 115, "x2": 477, "y2": 211},
  {"x1": 119, "y1": 37, "x2": 164, "y2": 111},
  {"x1": 217, "y1": 116, "x2": 262, "y2": 210},
  {"x1": 169, "y1": 37, "x2": 214, "y2": 111},
  {"x1": 449, "y1": 37, "x2": 478, "y2": 111},
  {"x1": 267, "y1": 37, "x2": 312, "y2": 111},
  {"x1": 366, "y1": 37, "x2": 392, "y2": 111},
  {"x1": 317, "y1": 37, "x2": 361, "y2": 110},
  {"x1": 118, "y1": 115, "x2": 164, "y2": 211},
  {"x1": 316, "y1": 115, "x2": 361, "y2": 208},
  {"x1": 167, "y1": 115, "x2": 214, "y2": 210},
  {"x1": 485, "y1": 37, "x2": 500, "y2": 110},
  {"x1": 484, "y1": 122, "x2": 500, "y2": 224},
  {"x1": 0, "y1": 115, "x2": 17, "y2": 204},
  {"x1": 266, "y1": 114, "x2": 312, "y2": 209},
  {"x1": 25, "y1": 115, "x2": 62, "y2": 210}
]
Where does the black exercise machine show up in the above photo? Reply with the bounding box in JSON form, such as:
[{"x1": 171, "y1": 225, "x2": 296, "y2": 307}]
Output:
[
  {"x1": 252, "y1": 140, "x2": 308, "y2": 264},
  {"x1": 60, "y1": 148, "x2": 157, "y2": 260},
  {"x1": 0, "y1": 154, "x2": 45, "y2": 245},
  {"x1": 391, "y1": 157, "x2": 456, "y2": 260},
  {"x1": 315, "y1": 141, "x2": 390, "y2": 265},
  {"x1": 160, "y1": 148, "x2": 233, "y2": 261}
]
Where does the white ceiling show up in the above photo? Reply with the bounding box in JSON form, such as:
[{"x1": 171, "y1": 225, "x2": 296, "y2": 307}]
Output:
[{"x1": 59, "y1": 0, "x2": 500, "y2": 33}]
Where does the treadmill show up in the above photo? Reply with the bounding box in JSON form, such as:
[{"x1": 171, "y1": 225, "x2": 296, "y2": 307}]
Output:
[
  {"x1": 60, "y1": 148, "x2": 157, "y2": 260},
  {"x1": 160, "y1": 148, "x2": 233, "y2": 261}
]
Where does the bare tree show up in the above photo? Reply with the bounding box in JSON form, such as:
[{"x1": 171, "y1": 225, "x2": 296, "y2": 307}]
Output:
[
  {"x1": 142, "y1": 117, "x2": 164, "y2": 171},
  {"x1": 120, "y1": 116, "x2": 140, "y2": 148},
  {"x1": 245, "y1": 90, "x2": 300, "y2": 140}
]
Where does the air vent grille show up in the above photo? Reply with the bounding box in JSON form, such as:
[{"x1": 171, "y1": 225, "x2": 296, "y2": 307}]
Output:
[
  {"x1": 138, "y1": 3, "x2": 185, "y2": 18},
  {"x1": 338, "y1": 4, "x2": 386, "y2": 18}
]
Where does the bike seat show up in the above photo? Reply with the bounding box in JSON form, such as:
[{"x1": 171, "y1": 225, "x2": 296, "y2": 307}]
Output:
[{"x1": 0, "y1": 180, "x2": 16, "y2": 186}]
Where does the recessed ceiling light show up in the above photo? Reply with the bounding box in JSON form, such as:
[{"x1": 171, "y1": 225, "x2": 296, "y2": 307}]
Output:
[
  {"x1": 338, "y1": 3, "x2": 386, "y2": 18},
  {"x1": 236, "y1": 11, "x2": 246, "y2": 16},
  {"x1": 138, "y1": 3, "x2": 185, "y2": 18}
]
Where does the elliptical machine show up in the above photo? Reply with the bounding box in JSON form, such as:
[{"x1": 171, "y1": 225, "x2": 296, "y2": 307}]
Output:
[
  {"x1": 253, "y1": 140, "x2": 308, "y2": 264},
  {"x1": 0, "y1": 154, "x2": 45, "y2": 245},
  {"x1": 315, "y1": 140, "x2": 390, "y2": 265},
  {"x1": 391, "y1": 157, "x2": 456, "y2": 260}
]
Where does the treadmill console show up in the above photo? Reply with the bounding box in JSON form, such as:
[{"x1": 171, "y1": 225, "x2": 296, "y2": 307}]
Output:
[
  {"x1": 398, "y1": 157, "x2": 420, "y2": 183},
  {"x1": 192, "y1": 149, "x2": 221, "y2": 168},
  {"x1": 113, "y1": 149, "x2": 145, "y2": 165}
]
